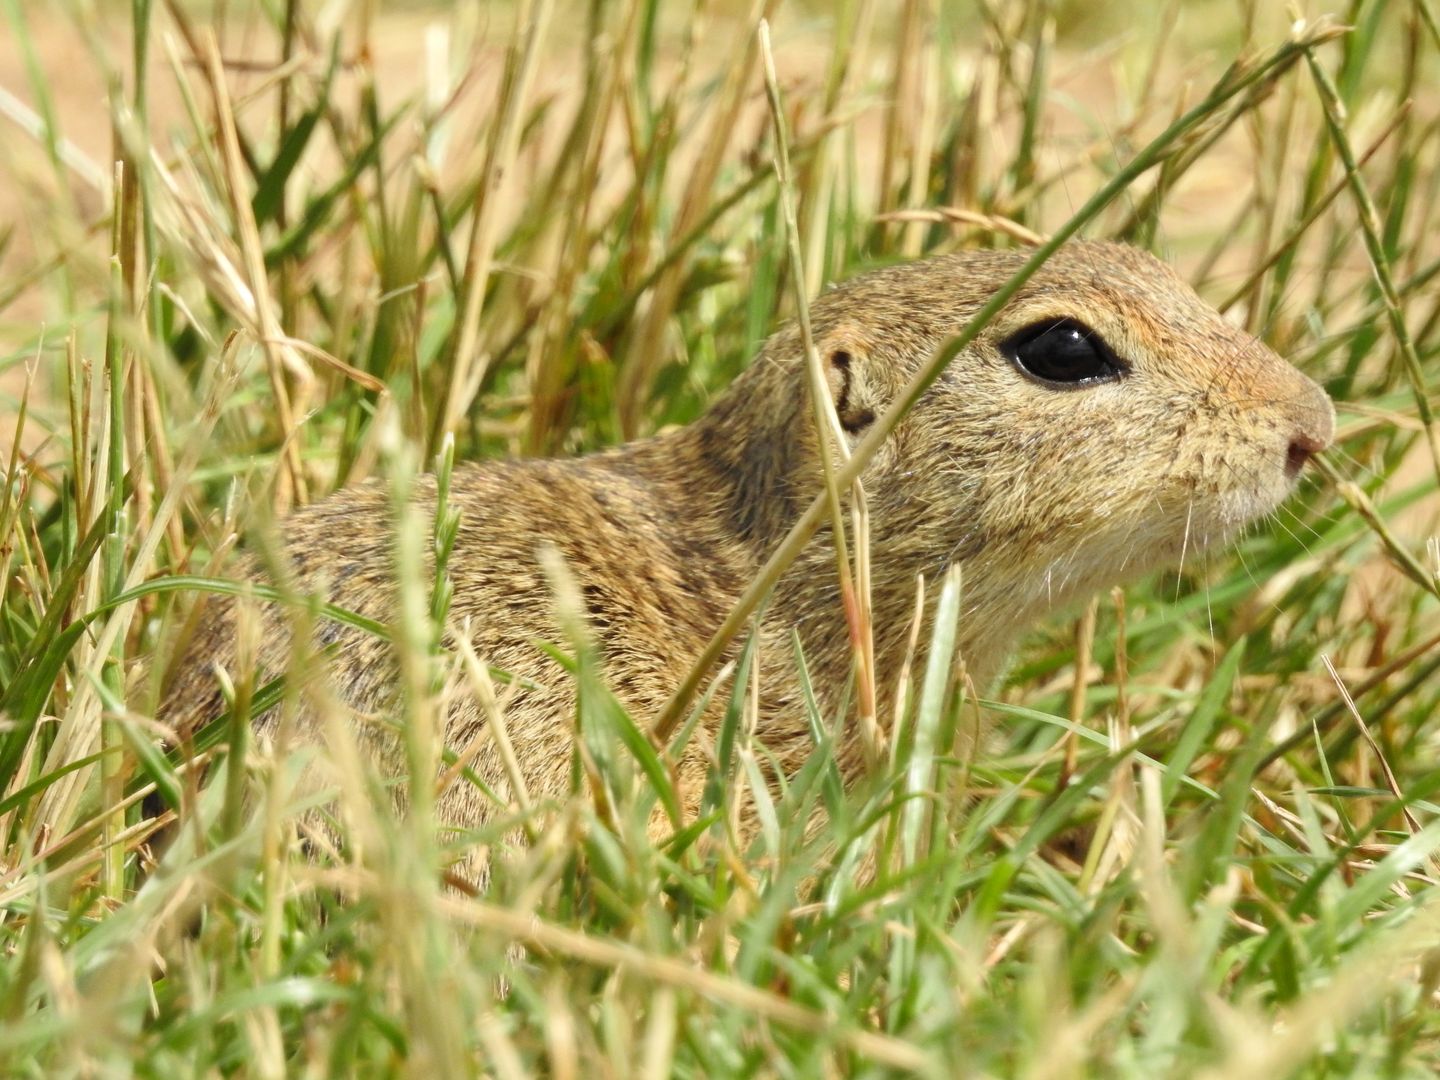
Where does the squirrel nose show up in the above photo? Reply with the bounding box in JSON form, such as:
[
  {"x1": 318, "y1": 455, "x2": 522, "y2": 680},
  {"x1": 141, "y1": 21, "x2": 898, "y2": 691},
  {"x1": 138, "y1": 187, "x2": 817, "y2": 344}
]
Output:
[
  {"x1": 1283, "y1": 376, "x2": 1335, "y2": 479},
  {"x1": 1286, "y1": 432, "x2": 1324, "y2": 477}
]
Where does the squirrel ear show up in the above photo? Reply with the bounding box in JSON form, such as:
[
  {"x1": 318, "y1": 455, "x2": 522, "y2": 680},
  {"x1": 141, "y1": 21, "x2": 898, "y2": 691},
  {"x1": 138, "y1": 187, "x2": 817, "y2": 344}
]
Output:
[{"x1": 824, "y1": 347, "x2": 876, "y2": 433}]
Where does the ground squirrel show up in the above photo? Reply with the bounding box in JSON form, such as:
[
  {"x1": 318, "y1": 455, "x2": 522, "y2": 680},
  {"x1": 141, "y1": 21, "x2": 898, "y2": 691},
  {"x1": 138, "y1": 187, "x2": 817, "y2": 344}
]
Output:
[{"x1": 161, "y1": 241, "x2": 1335, "y2": 833}]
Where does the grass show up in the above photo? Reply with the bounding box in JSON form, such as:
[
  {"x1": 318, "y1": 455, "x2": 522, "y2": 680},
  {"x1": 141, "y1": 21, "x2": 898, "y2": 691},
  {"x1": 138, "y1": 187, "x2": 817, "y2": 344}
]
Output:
[{"x1": 2, "y1": 0, "x2": 1440, "y2": 1074}]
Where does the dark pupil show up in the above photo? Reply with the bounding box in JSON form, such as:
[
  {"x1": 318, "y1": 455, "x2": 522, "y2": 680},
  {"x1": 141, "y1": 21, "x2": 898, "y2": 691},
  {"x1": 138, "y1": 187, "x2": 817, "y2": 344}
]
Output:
[{"x1": 1006, "y1": 320, "x2": 1116, "y2": 385}]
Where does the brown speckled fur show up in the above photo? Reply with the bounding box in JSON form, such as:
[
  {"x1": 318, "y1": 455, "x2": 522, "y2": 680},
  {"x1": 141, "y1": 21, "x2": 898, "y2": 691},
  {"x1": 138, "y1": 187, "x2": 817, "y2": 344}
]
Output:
[{"x1": 160, "y1": 241, "x2": 1334, "y2": 839}]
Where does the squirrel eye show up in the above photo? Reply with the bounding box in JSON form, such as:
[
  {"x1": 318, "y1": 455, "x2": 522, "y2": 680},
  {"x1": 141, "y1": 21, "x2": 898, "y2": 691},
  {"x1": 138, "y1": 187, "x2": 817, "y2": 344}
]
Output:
[{"x1": 1001, "y1": 319, "x2": 1124, "y2": 387}]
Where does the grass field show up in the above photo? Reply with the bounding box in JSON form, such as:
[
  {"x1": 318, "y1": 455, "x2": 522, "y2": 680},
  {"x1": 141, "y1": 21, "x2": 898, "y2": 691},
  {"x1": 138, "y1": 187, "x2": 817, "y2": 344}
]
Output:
[{"x1": 3, "y1": 0, "x2": 1440, "y2": 1074}]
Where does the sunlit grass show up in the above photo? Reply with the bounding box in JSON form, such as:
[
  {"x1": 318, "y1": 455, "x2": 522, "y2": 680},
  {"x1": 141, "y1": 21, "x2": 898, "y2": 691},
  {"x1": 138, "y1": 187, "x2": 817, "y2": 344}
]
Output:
[{"x1": 1, "y1": 1, "x2": 1439, "y2": 1074}]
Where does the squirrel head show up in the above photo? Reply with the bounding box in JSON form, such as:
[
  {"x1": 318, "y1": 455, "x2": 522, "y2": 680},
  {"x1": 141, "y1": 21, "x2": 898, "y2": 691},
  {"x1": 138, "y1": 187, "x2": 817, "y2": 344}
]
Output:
[{"x1": 706, "y1": 241, "x2": 1333, "y2": 667}]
